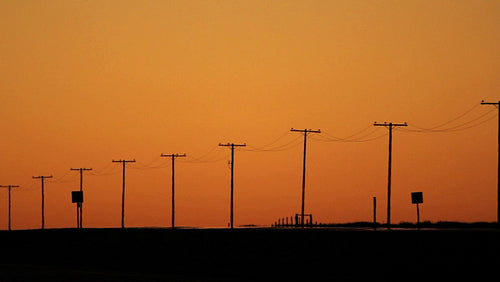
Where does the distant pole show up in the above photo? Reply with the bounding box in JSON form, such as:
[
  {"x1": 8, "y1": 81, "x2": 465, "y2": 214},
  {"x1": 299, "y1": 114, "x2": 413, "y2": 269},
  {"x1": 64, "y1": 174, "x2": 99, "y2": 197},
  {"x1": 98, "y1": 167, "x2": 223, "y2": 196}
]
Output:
[
  {"x1": 0, "y1": 185, "x2": 19, "y2": 231},
  {"x1": 373, "y1": 196, "x2": 377, "y2": 230},
  {"x1": 112, "y1": 159, "x2": 136, "y2": 228},
  {"x1": 70, "y1": 168, "x2": 92, "y2": 228},
  {"x1": 480, "y1": 100, "x2": 500, "y2": 226},
  {"x1": 219, "y1": 143, "x2": 246, "y2": 229},
  {"x1": 32, "y1": 175, "x2": 53, "y2": 229},
  {"x1": 373, "y1": 122, "x2": 407, "y2": 230},
  {"x1": 160, "y1": 153, "x2": 186, "y2": 228},
  {"x1": 290, "y1": 128, "x2": 321, "y2": 227}
]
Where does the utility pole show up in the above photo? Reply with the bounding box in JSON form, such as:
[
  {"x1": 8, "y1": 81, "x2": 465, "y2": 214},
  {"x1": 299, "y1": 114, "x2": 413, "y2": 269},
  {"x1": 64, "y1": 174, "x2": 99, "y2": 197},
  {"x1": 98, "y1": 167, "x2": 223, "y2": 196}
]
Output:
[
  {"x1": 112, "y1": 159, "x2": 135, "y2": 228},
  {"x1": 290, "y1": 128, "x2": 321, "y2": 227},
  {"x1": 160, "y1": 153, "x2": 186, "y2": 228},
  {"x1": 70, "y1": 168, "x2": 92, "y2": 228},
  {"x1": 0, "y1": 185, "x2": 19, "y2": 231},
  {"x1": 481, "y1": 100, "x2": 500, "y2": 225},
  {"x1": 219, "y1": 143, "x2": 246, "y2": 229},
  {"x1": 373, "y1": 122, "x2": 407, "y2": 229},
  {"x1": 32, "y1": 175, "x2": 53, "y2": 229}
]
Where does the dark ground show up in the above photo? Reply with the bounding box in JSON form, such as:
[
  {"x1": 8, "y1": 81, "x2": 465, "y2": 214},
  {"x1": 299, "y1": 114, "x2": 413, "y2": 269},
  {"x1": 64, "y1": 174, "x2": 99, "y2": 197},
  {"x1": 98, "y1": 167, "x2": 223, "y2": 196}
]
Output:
[{"x1": 0, "y1": 227, "x2": 499, "y2": 281}]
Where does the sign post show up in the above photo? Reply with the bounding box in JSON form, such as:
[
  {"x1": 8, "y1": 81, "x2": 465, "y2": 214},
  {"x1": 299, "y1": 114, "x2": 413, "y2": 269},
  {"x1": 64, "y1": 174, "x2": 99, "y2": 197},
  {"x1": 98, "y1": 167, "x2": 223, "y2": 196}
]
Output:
[
  {"x1": 411, "y1": 192, "x2": 423, "y2": 228},
  {"x1": 72, "y1": 191, "x2": 83, "y2": 228}
]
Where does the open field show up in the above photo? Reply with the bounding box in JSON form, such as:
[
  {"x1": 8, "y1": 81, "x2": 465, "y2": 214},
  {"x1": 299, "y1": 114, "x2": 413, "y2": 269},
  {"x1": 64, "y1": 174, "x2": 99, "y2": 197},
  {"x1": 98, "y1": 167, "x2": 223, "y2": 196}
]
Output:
[{"x1": 1, "y1": 227, "x2": 499, "y2": 281}]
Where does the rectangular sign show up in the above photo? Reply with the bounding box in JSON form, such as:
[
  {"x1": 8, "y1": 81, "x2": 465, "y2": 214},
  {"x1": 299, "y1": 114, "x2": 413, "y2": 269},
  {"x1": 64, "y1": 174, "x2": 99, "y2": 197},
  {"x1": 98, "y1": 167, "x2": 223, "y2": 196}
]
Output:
[
  {"x1": 72, "y1": 191, "x2": 83, "y2": 203},
  {"x1": 411, "y1": 192, "x2": 423, "y2": 204}
]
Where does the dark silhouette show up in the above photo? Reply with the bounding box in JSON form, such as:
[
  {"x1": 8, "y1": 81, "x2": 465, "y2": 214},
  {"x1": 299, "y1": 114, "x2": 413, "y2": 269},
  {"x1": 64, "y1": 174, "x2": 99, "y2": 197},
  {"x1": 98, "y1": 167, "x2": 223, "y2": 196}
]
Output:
[
  {"x1": 411, "y1": 191, "x2": 424, "y2": 228},
  {"x1": 112, "y1": 159, "x2": 136, "y2": 228},
  {"x1": 160, "y1": 153, "x2": 186, "y2": 229},
  {"x1": 218, "y1": 143, "x2": 246, "y2": 229},
  {"x1": 32, "y1": 175, "x2": 53, "y2": 229},
  {"x1": 70, "y1": 168, "x2": 92, "y2": 228},
  {"x1": 0, "y1": 185, "x2": 19, "y2": 230},
  {"x1": 1, "y1": 227, "x2": 498, "y2": 281},
  {"x1": 480, "y1": 100, "x2": 500, "y2": 226},
  {"x1": 290, "y1": 128, "x2": 321, "y2": 227},
  {"x1": 71, "y1": 191, "x2": 83, "y2": 228},
  {"x1": 373, "y1": 122, "x2": 407, "y2": 229}
]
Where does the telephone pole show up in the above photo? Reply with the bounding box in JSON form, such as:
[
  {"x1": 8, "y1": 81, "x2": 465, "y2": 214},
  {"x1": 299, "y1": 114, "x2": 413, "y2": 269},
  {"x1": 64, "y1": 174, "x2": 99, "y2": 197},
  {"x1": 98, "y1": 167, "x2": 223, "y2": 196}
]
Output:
[
  {"x1": 32, "y1": 175, "x2": 53, "y2": 229},
  {"x1": 373, "y1": 122, "x2": 407, "y2": 229},
  {"x1": 219, "y1": 143, "x2": 246, "y2": 229},
  {"x1": 112, "y1": 159, "x2": 135, "y2": 228},
  {"x1": 70, "y1": 168, "x2": 92, "y2": 228},
  {"x1": 481, "y1": 100, "x2": 500, "y2": 225},
  {"x1": 290, "y1": 128, "x2": 321, "y2": 227},
  {"x1": 0, "y1": 185, "x2": 19, "y2": 230},
  {"x1": 160, "y1": 153, "x2": 186, "y2": 228}
]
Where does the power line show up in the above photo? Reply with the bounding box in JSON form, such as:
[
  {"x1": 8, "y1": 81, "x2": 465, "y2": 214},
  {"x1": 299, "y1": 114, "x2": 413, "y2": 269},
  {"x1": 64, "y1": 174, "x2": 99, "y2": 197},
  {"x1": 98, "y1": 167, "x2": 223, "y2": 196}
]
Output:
[
  {"x1": 244, "y1": 131, "x2": 293, "y2": 151},
  {"x1": 112, "y1": 159, "x2": 136, "y2": 228},
  {"x1": 0, "y1": 185, "x2": 19, "y2": 230},
  {"x1": 416, "y1": 103, "x2": 481, "y2": 131},
  {"x1": 373, "y1": 122, "x2": 407, "y2": 230},
  {"x1": 219, "y1": 143, "x2": 246, "y2": 229},
  {"x1": 245, "y1": 135, "x2": 304, "y2": 152},
  {"x1": 290, "y1": 128, "x2": 321, "y2": 227},
  {"x1": 314, "y1": 127, "x2": 388, "y2": 143},
  {"x1": 160, "y1": 153, "x2": 186, "y2": 229},
  {"x1": 402, "y1": 106, "x2": 497, "y2": 133},
  {"x1": 181, "y1": 146, "x2": 227, "y2": 163}
]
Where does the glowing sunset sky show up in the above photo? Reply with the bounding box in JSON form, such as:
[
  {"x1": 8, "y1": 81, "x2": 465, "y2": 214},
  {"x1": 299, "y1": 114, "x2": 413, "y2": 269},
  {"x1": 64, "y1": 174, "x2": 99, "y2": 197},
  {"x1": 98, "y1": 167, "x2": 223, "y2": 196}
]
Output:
[{"x1": 0, "y1": 0, "x2": 499, "y2": 229}]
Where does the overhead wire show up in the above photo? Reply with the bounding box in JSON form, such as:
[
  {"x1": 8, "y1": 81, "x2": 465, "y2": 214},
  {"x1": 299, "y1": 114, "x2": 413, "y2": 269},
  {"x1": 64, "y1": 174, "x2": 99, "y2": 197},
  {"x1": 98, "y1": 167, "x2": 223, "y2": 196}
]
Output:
[
  {"x1": 132, "y1": 156, "x2": 170, "y2": 170},
  {"x1": 88, "y1": 161, "x2": 120, "y2": 177},
  {"x1": 402, "y1": 106, "x2": 497, "y2": 133},
  {"x1": 244, "y1": 134, "x2": 304, "y2": 152},
  {"x1": 181, "y1": 146, "x2": 227, "y2": 163},
  {"x1": 313, "y1": 126, "x2": 387, "y2": 143}
]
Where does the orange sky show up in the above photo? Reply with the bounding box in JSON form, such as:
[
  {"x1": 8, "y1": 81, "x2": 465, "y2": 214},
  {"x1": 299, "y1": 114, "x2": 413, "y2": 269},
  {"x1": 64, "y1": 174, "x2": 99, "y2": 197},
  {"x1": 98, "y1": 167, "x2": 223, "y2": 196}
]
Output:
[{"x1": 1, "y1": 0, "x2": 499, "y2": 229}]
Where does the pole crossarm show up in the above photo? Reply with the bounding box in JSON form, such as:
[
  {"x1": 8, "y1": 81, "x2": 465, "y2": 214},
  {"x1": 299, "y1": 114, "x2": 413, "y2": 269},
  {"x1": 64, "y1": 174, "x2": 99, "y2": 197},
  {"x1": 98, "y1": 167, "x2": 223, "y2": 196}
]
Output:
[
  {"x1": 481, "y1": 100, "x2": 500, "y2": 226},
  {"x1": 373, "y1": 122, "x2": 408, "y2": 127},
  {"x1": 160, "y1": 153, "x2": 187, "y2": 228},
  {"x1": 290, "y1": 128, "x2": 321, "y2": 134},
  {"x1": 161, "y1": 153, "x2": 187, "y2": 158},
  {"x1": 218, "y1": 143, "x2": 247, "y2": 147},
  {"x1": 0, "y1": 185, "x2": 20, "y2": 188},
  {"x1": 481, "y1": 101, "x2": 499, "y2": 106},
  {"x1": 290, "y1": 128, "x2": 321, "y2": 227},
  {"x1": 219, "y1": 143, "x2": 246, "y2": 229}
]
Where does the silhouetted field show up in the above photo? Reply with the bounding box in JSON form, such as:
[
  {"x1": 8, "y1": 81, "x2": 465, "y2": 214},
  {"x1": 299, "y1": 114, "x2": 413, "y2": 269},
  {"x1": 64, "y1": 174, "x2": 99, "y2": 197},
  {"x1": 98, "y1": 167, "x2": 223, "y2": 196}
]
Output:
[{"x1": 1, "y1": 227, "x2": 499, "y2": 281}]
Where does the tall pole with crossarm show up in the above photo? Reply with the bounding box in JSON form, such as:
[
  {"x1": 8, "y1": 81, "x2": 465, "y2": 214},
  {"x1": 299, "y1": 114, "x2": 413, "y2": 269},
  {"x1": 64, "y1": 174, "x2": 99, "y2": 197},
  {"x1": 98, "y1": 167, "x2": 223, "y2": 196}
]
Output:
[
  {"x1": 70, "y1": 168, "x2": 92, "y2": 228},
  {"x1": 290, "y1": 128, "x2": 321, "y2": 227},
  {"x1": 219, "y1": 143, "x2": 246, "y2": 229},
  {"x1": 112, "y1": 159, "x2": 136, "y2": 228},
  {"x1": 0, "y1": 185, "x2": 19, "y2": 230},
  {"x1": 32, "y1": 175, "x2": 53, "y2": 229},
  {"x1": 481, "y1": 100, "x2": 500, "y2": 225},
  {"x1": 160, "y1": 153, "x2": 186, "y2": 228},
  {"x1": 373, "y1": 122, "x2": 407, "y2": 229}
]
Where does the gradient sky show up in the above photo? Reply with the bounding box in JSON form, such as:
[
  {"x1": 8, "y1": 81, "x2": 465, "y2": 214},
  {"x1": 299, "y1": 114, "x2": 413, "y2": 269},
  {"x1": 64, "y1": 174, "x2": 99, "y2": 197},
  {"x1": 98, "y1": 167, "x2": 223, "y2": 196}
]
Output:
[{"x1": 1, "y1": 0, "x2": 499, "y2": 229}]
